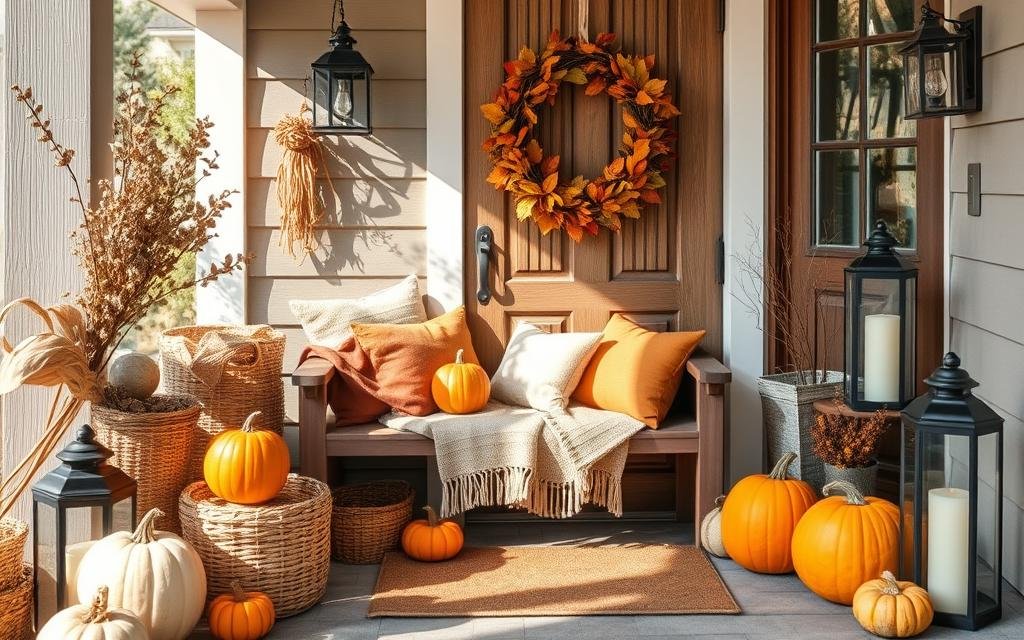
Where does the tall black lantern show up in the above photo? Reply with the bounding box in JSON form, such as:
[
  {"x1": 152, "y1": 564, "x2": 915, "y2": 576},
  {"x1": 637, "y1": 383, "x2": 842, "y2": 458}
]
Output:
[
  {"x1": 900, "y1": 353, "x2": 1003, "y2": 630},
  {"x1": 898, "y1": 3, "x2": 982, "y2": 119},
  {"x1": 311, "y1": 0, "x2": 374, "y2": 135},
  {"x1": 844, "y1": 221, "x2": 917, "y2": 411},
  {"x1": 32, "y1": 425, "x2": 136, "y2": 626}
]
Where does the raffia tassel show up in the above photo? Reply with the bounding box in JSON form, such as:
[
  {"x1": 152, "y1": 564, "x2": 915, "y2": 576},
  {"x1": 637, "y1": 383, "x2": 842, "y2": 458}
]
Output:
[{"x1": 273, "y1": 103, "x2": 330, "y2": 260}]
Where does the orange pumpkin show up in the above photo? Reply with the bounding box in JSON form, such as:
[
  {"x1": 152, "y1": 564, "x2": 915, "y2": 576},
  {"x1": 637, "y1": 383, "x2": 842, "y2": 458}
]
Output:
[
  {"x1": 208, "y1": 581, "x2": 275, "y2": 640},
  {"x1": 204, "y1": 411, "x2": 290, "y2": 504},
  {"x1": 720, "y1": 452, "x2": 817, "y2": 574},
  {"x1": 401, "y1": 505, "x2": 464, "y2": 562},
  {"x1": 432, "y1": 348, "x2": 490, "y2": 414},
  {"x1": 852, "y1": 571, "x2": 933, "y2": 638},
  {"x1": 792, "y1": 480, "x2": 900, "y2": 605}
]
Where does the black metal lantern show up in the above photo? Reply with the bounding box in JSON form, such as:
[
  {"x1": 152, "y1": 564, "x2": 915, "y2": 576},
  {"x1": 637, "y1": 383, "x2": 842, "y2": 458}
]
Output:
[
  {"x1": 898, "y1": 3, "x2": 982, "y2": 119},
  {"x1": 32, "y1": 425, "x2": 136, "y2": 626},
  {"x1": 844, "y1": 221, "x2": 917, "y2": 411},
  {"x1": 311, "y1": 0, "x2": 374, "y2": 135},
  {"x1": 900, "y1": 353, "x2": 1003, "y2": 630}
]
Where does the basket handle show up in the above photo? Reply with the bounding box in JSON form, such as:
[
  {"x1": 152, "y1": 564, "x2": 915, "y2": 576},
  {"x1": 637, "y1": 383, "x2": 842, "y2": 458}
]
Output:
[{"x1": 189, "y1": 331, "x2": 265, "y2": 387}]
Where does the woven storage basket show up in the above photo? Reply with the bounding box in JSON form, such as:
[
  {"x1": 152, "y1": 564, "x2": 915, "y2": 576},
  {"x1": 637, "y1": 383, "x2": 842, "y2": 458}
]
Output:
[
  {"x1": 92, "y1": 398, "x2": 199, "y2": 534},
  {"x1": 0, "y1": 566, "x2": 33, "y2": 640},
  {"x1": 0, "y1": 519, "x2": 27, "y2": 591},
  {"x1": 332, "y1": 481, "x2": 414, "y2": 564},
  {"x1": 159, "y1": 324, "x2": 285, "y2": 482},
  {"x1": 179, "y1": 474, "x2": 331, "y2": 617}
]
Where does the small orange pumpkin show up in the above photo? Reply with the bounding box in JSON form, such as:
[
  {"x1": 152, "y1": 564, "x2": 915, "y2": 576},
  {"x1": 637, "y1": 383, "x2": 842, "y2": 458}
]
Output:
[
  {"x1": 792, "y1": 480, "x2": 900, "y2": 604},
  {"x1": 853, "y1": 571, "x2": 933, "y2": 638},
  {"x1": 720, "y1": 452, "x2": 817, "y2": 574},
  {"x1": 204, "y1": 411, "x2": 290, "y2": 504},
  {"x1": 208, "y1": 581, "x2": 275, "y2": 640},
  {"x1": 401, "y1": 505, "x2": 464, "y2": 562},
  {"x1": 432, "y1": 348, "x2": 490, "y2": 414}
]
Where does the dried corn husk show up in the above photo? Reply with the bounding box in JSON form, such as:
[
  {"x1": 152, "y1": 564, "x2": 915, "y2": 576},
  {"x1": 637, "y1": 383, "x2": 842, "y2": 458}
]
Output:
[{"x1": 273, "y1": 104, "x2": 330, "y2": 259}]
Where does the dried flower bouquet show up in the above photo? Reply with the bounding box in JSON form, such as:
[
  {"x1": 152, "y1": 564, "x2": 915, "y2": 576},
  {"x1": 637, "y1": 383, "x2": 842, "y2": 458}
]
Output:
[
  {"x1": 811, "y1": 395, "x2": 890, "y2": 469},
  {"x1": 0, "y1": 55, "x2": 248, "y2": 518}
]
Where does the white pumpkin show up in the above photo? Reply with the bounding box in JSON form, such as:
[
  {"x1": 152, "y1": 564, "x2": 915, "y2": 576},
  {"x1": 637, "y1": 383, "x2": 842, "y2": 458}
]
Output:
[
  {"x1": 76, "y1": 509, "x2": 206, "y2": 640},
  {"x1": 38, "y1": 585, "x2": 151, "y2": 640},
  {"x1": 700, "y1": 495, "x2": 729, "y2": 558}
]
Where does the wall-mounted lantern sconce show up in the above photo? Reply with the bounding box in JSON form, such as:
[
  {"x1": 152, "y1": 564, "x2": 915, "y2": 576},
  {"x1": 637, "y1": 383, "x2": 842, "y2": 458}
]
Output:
[
  {"x1": 898, "y1": 2, "x2": 982, "y2": 119},
  {"x1": 311, "y1": 0, "x2": 374, "y2": 135}
]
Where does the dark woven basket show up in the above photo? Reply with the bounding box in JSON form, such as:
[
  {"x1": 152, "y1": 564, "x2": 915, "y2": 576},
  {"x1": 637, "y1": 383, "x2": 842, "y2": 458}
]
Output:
[{"x1": 332, "y1": 481, "x2": 414, "y2": 564}]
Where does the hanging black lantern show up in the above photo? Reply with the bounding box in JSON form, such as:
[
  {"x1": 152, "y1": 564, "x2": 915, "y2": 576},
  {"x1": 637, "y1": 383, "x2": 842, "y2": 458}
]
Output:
[
  {"x1": 844, "y1": 221, "x2": 917, "y2": 411},
  {"x1": 898, "y1": 2, "x2": 982, "y2": 119},
  {"x1": 311, "y1": 0, "x2": 374, "y2": 135},
  {"x1": 900, "y1": 353, "x2": 1003, "y2": 630},
  {"x1": 32, "y1": 425, "x2": 136, "y2": 626}
]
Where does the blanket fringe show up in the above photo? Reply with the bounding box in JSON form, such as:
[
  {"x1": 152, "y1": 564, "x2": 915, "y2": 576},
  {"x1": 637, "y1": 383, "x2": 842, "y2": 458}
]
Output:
[
  {"x1": 441, "y1": 467, "x2": 532, "y2": 518},
  {"x1": 520, "y1": 468, "x2": 624, "y2": 519}
]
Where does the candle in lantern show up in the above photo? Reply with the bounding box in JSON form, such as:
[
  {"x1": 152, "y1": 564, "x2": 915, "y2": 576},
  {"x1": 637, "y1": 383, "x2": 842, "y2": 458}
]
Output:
[
  {"x1": 927, "y1": 487, "x2": 970, "y2": 615},
  {"x1": 64, "y1": 540, "x2": 95, "y2": 604},
  {"x1": 864, "y1": 313, "x2": 900, "y2": 402}
]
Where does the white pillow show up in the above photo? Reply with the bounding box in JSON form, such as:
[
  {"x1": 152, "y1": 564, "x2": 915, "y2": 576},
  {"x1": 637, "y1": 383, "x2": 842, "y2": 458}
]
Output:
[
  {"x1": 289, "y1": 275, "x2": 426, "y2": 347},
  {"x1": 490, "y1": 322, "x2": 602, "y2": 412}
]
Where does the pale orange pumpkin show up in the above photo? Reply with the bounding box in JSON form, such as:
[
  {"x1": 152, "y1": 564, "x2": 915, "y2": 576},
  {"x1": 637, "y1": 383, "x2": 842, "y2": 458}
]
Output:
[
  {"x1": 203, "y1": 411, "x2": 290, "y2": 504},
  {"x1": 401, "y1": 506, "x2": 464, "y2": 562},
  {"x1": 208, "y1": 581, "x2": 275, "y2": 640},
  {"x1": 853, "y1": 571, "x2": 933, "y2": 638},
  {"x1": 792, "y1": 480, "x2": 900, "y2": 604},
  {"x1": 720, "y1": 452, "x2": 817, "y2": 574},
  {"x1": 432, "y1": 349, "x2": 490, "y2": 414}
]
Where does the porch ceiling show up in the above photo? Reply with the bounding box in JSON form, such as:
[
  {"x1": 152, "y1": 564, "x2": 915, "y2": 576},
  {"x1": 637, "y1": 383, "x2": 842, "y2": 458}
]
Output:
[{"x1": 151, "y1": 0, "x2": 242, "y2": 25}]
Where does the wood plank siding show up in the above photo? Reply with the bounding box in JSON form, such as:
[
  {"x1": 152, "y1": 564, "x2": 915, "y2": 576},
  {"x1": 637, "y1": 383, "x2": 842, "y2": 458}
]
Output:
[{"x1": 948, "y1": 0, "x2": 1024, "y2": 591}]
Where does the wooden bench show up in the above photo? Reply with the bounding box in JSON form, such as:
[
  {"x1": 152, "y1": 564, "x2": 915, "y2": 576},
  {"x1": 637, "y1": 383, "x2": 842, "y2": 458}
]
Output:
[{"x1": 291, "y1": 352, "x2": 730, "y2": 546}]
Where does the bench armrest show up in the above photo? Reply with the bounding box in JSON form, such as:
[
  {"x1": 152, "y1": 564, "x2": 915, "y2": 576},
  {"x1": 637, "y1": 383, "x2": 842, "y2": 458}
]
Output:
[
  {"x1": 292, "y1": 356, "x2": 335, "y2": 387},
  {"x1": 687, "y1": 352, "x2": 731, "y2": 386},
  {"x1": 290, "y1": 356, "x2": 334, "y2": 482}
]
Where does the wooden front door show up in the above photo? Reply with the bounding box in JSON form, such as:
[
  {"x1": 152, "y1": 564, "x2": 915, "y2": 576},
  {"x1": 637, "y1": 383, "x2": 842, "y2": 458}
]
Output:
[{"x1": 464, "y1": 0, "x2": 723, "y2": 514}]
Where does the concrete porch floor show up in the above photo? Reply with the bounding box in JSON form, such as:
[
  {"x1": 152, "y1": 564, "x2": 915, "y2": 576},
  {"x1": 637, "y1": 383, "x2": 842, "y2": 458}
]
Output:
[{"x1": 191, "y1": 521, "x2": 1024, "y2": 640}]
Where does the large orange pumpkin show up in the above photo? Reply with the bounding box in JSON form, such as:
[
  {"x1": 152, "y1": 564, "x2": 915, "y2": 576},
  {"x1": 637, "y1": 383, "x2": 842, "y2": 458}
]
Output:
[
  {"x1": 204, "y1": 411, "x2": 290, "y2": 504},
  {"x1": 208, "y1": 581, "x2": 275, "y2": 640},
  {"x1": 401, "y1": 506, "x2": 464, "y2": 562},
  {"x1": 432, "y1": 348, "x2": 490, "y2": 414},
  {"x1": 792, "y1": 480, "x2": 900, "y2": 604},
  {"x1": 720, "y1": 452, "x2": 817, "y2": 574}
]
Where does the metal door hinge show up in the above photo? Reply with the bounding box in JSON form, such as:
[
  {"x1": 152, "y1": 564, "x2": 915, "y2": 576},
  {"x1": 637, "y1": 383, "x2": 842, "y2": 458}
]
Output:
[
  {"x1": 716, "y1": 235, "x2": 725, "y2": 285},
  {"x1": 718, "y1": 0, "x2": 726, "y2": 32}
]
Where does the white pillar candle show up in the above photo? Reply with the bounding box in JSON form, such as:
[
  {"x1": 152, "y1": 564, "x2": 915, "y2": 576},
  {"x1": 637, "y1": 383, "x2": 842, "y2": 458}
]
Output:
[
  {"x1": 64, "y1": 540, "x2": 95, "y2": 605},
  {"x1": 927, "y1": 487, "x2": 970, "y2": 615},
  {"x1": 863, "y1": 313, "x2": 901, "y2": 402}
]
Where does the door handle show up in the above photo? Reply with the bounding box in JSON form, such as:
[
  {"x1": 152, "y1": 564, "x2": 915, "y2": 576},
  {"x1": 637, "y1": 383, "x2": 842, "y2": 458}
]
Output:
[{"x1": 476, "y1": 225, "x2": 493, "y2": 305}]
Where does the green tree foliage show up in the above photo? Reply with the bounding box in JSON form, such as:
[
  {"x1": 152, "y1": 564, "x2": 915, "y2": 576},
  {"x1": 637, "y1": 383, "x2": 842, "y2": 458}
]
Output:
[{"x1": 114, "y1": 0, "x2": 156, "y2": 90}]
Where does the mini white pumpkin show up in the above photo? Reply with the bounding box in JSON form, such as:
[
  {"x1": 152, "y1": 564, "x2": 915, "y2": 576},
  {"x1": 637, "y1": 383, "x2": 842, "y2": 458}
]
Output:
[
  {"x1": 108, "y1": 351, "x2": 160, "y2": 399},
  {"x1": 38, "y1": 585, "x2": 151, "y2": 640},
  {"x1": 700, "y1": 494, "x2": 729, "y2": 558},
  {"x1": 76, "y1": 509, "x2": 206, "y2": 640}
]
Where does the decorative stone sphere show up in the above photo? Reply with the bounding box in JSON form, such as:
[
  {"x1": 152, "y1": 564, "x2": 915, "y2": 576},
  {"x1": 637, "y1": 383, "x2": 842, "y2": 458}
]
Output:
[{"x1": 108, "y1": 351, "x2": 160, "y2": 400}]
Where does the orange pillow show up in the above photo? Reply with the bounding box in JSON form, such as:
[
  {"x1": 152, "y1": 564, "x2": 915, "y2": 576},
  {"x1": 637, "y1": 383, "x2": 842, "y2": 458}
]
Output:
[
  {"x1": 351, "y1": 306, "x2": 479, "y2": 416},
  {"x1": 573, "y1": 314, "x2": 705, "y2": 428}
]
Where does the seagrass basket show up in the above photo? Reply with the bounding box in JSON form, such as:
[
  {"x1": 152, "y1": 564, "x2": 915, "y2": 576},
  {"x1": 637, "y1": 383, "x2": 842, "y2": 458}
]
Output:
[
  {"x1": 0, "y1": 519, "x2": 27, "y2": 591},
  {"x1": 179, "y1": 474, "x2": 331, "y2": 617},
  {"x1": 92, "y1": 398, "x2": 199, "y2": 534},
  {"x1": 332, "y1": 481, "x2": 413, "y2": 564},
  {"x1": 159, "y1": 324, "x2": 285, "y2": 482},
  {"x1": 0, "y1": 566, "x2": 33, "y2": 640}
]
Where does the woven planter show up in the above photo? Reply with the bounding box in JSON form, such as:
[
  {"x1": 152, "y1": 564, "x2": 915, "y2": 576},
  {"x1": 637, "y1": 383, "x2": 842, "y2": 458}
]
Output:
[
  {"x1": 159, "y1": 324, "x2": 285, "y2": 482},
  {"x1": 0, "y1": 566, "x2": 32, "y2": 640},
  {"x1": 824, "y1": 461, "x2": 878, "y2": 497},
  {"x1": 0, "y1": 519, "x2": 27, "y2": 592},
  {"x1": 179, "y1": 474, "x2": 331, "y2": 617},
  {"x1": 92, "y1": 398, "x2": 199, "y2": 534},
  {"x1": 758, "y1": 370, "x2": 844, "y2": 492},
  {"x1": 332, "y1": 481, "x2": 414, "y2": 564}
]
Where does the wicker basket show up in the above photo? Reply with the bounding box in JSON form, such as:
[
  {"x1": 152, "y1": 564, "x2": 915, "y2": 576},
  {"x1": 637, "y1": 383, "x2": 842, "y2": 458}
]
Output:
[
  {"x1": 92, "y1": 398, "x2": 199, "y2": 534},
  {"x1": 179, "y1": 474, "x2": 331, "y2": 617},
  {"x1": 0, "y1": 520, "x2": 27, "y2": 591},
  {"x1": 0, "y1": 566, "x2": 33, "y2": 640},
  {"x1": 332, "y1": 481, "x2": 414, "y2": 564},
  {"x1": 159, "y1": 324, "x2": 285, "y2": 482}
]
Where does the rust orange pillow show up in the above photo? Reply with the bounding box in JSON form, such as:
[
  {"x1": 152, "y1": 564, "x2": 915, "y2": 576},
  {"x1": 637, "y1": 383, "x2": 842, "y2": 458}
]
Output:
[
  {"x1": 301, "y1": 339, "x2": 390, "y2": 427},
  {"x1": 573, "y1": 314, "x2": 705, "y2": 428},
  {"x1": 351, "y1": 306, "x2": 479, "y2": 416}
]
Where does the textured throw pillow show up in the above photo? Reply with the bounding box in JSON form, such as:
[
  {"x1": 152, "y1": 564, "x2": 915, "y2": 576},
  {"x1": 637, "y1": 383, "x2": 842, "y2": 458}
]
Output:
[
  {"x1": 289, "y1": 275, "x2": 426, "y2": 348},
  {"x1": 573, "y1": 314, "x2": 706, "y2": 428},
  {"x1": 301, "y1": 339, "x2": 390, "y2": 427},
  {"x1": 489, "y1": 322, "x2": 602, "y2": 412},
  {"x1": 351, "y1": 306, "x2": 479, "y2": 416}
]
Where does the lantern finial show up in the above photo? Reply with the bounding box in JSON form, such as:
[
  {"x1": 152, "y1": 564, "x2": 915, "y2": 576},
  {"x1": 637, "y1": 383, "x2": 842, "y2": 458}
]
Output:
[
  {"x1": 923, "y1": 351, "x2": 978, "y2": 397},
  {"x1": 865, "y1": 221, "x2": 898, "y2": 256}
]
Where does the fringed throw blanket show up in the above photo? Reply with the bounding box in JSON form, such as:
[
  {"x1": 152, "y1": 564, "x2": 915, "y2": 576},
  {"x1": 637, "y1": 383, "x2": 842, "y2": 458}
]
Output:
[{"x1": 380, "y1": 402, "x2": 645, "y2": 518}]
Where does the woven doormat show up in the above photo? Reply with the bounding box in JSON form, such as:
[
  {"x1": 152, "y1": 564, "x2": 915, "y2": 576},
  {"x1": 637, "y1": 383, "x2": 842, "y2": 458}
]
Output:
[{"x1": 368, "y1": 545, "x2": 740, "y2": 617}]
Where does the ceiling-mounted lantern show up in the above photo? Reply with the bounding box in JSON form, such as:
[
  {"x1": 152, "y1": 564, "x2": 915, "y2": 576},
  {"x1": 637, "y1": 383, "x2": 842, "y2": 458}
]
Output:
[
  {"x1": 898, "y1": 2, "x2": 982, "y2": 119},
  {"x1": 311, "y1": 0, "x2": 374, "y2": 135}
]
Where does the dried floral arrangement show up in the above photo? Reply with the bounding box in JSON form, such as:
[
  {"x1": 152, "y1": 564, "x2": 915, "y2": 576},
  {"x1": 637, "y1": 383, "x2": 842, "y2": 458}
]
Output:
[
  {"x1": 811, "y1": 397, "x2": 891, "y2": 469},
  {"x1": 0, "y1": 55, "x2": 248, "y2": 518}
]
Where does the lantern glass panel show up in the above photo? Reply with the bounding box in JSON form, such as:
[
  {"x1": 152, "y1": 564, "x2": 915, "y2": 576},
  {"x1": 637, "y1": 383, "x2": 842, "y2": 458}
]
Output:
[
  {"x1": 113, "y1": 495, "x2": 135, "y2": 532},
  {"x1": 854, "y1": 277, "x2": 901, "y2": 404},
  {"x1": 905, "y1": 53, "x2": 921, "y2": 114},
  {"x1": 34, "y1": 504, "x2": 96, "y2": 623},
  {"x1": 975, "y1": 431, "x2": 1001, "y2": 617},
  {"x1": 313, "y1": 68, "x2": 330, "y2": 128}
]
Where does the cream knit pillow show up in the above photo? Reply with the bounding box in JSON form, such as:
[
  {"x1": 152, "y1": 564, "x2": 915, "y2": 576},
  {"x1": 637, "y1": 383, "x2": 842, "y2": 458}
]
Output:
[
  {"x1": 289, "y1": 275, "x2": 426, "y2": 348},
  {"x1": 490, "y1": 322, "x2": 602, "y2": 412}
]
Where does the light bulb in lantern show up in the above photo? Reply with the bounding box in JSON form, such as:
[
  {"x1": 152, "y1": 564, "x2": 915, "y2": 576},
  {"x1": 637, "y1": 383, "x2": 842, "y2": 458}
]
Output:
[
  {"x1": 924, "y1": 56, "x2": 948, "y2": 104},
  {"x1": 332, "y1": 78, "x2": 354, "y2": 123}
]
